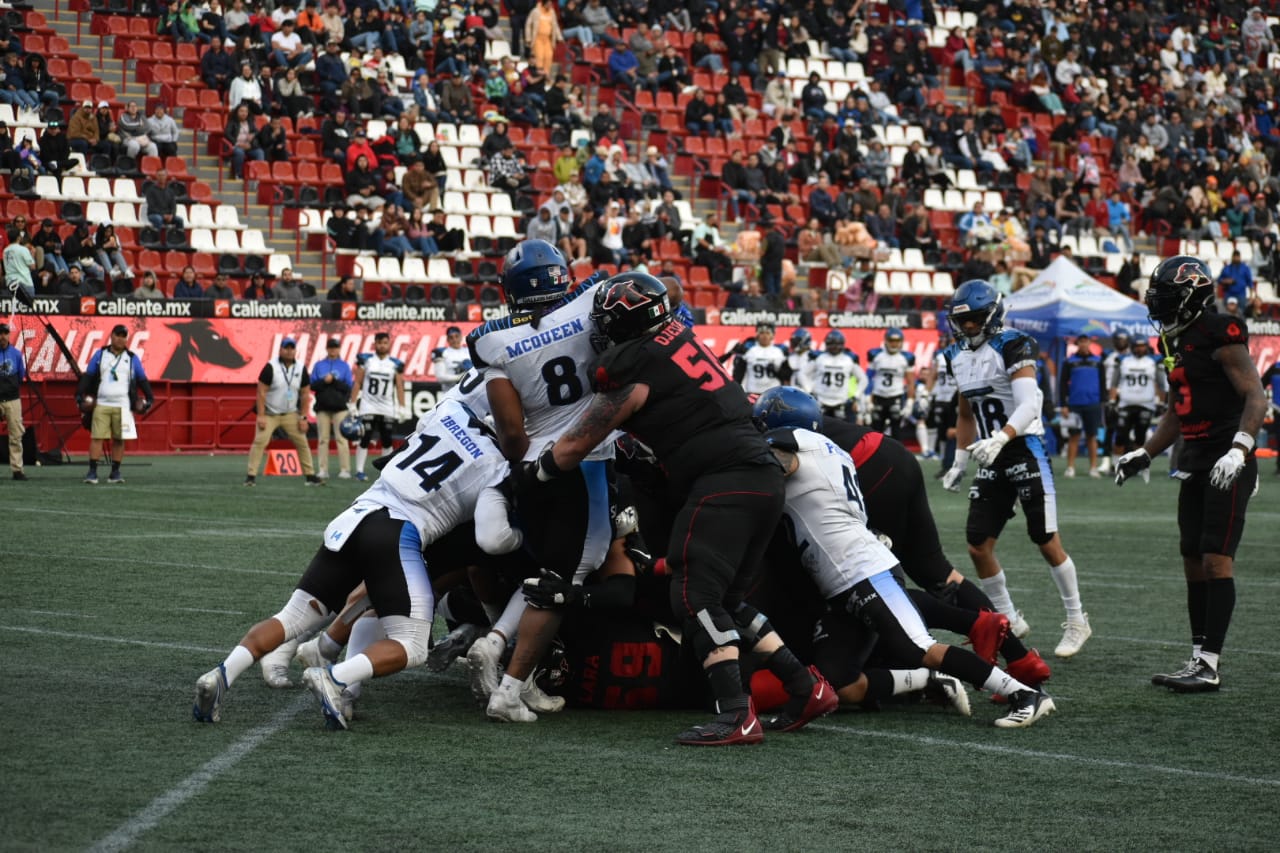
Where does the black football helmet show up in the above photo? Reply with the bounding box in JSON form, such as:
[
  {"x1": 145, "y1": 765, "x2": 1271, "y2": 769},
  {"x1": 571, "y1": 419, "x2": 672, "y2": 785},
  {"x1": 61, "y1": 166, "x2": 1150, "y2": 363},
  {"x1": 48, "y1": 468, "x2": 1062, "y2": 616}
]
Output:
[
  {"x1": 589, "y1": 272, "x2": 672, "y2": 352},
  {"x1": 1146, "y1": 255, "x2": 1215, "y2": 337}
]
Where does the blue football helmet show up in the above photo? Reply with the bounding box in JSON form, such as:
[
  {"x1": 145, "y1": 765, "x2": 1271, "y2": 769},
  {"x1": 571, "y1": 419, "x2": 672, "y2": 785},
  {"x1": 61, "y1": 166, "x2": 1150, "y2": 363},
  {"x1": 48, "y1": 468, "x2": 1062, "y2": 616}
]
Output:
[
  {"x1": 948, "y1": 280, "x2": 1005, "y2": 349},
  {"x1": 824, "y1": 330, "x2": 846, "y2": 354},
  {"x1": 884, "y1": 327, "x2": 905, "y2": 354},
  {"x1": 789, "y1": 328, "x2": 812, "y2": 352},
  {"x1": 753, "y1": 386, "x2": 823, "y2": 432},
  {"x1": 500, "y1": 239, "x2": 571, "y2": 312},
  {"x1": 339, "y1": 415, "x2": 365, "y2": 441}
]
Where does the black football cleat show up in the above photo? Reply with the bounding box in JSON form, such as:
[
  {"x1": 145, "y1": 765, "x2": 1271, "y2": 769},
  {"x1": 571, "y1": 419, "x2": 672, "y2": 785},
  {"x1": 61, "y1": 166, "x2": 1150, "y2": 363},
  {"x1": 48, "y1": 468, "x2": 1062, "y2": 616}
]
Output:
[
  {"x1": 676, "y1": 704, "x2": 764, "y2": 746},
  {"x1": 1164, "y1": 658, "x2": 1220, "y2": 693},
  {"x1": 1151, "y1": 658, "x2": 1198, "y2": 688}
]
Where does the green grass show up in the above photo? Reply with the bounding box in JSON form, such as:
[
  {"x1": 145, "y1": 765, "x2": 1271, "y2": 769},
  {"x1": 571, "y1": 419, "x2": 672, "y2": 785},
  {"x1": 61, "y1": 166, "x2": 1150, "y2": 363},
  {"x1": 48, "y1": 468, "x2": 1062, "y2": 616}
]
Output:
[{"x1": 2, "y1": 455, "x2": 1279, "y2": 852}]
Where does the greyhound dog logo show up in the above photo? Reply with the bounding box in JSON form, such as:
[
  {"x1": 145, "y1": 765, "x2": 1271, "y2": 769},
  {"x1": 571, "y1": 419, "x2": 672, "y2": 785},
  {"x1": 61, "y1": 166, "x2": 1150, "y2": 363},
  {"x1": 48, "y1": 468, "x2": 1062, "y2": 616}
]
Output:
[{"x1": 161, "y1": 319, "x2": 250, "y2": 380}]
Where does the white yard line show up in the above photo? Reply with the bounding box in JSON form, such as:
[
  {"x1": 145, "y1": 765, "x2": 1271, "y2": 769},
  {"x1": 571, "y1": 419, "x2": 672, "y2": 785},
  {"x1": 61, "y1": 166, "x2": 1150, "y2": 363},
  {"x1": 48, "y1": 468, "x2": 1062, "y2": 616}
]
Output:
[
  {"x1": 810, "y1": 722, "x2": 1280, "y2": 787},
  {"x1": 8, "y1": 551, "x2": 297, "y2": 578},
  {"x1": 174, "y1": 607, "x2": 246, "y2": 616},
  {"x1": 0, "y1": 625, "x2": 223, "y2": 655},
  {"x1": 87, "y1": 695, "x2": 311, "y2": 853}
]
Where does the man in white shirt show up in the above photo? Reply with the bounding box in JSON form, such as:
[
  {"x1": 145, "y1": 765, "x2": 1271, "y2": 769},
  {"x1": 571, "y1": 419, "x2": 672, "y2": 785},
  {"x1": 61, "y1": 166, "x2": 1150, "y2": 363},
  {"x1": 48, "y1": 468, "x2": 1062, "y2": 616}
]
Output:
[{"x1": 270, "y1": 20, "x2": 313, "y2": 69}]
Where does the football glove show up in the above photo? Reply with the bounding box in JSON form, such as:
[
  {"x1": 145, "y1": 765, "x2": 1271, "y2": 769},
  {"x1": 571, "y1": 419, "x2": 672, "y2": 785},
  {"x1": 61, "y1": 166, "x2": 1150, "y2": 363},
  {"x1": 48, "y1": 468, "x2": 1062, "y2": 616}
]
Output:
[
  {"x1": 522, "y1": 569, "x2": 581, "y2": 609},
  {"x1": 394, "y1": 403, "x2": 411, "y2": 422},
  {"x1": 941, "y1": 449, "x2": 970, "y2": 492},
  {"x1": 1114, "y1": 448, "x2": 1151, "y2": 486},
  {"x1": 1209, "y1": 448, "x2": 1247, "y2": 490},
  {"x1": 346, "y1": 402, "x2": 359, "y2": 418},
  {"x1": 967, "y1": 432, "x2": 1010, "y2": 468}
]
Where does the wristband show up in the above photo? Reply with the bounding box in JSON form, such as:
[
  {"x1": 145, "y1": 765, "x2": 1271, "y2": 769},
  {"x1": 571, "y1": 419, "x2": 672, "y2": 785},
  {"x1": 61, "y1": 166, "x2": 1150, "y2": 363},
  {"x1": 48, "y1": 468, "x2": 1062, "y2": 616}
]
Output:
[
  {"x1": 1232, "y1": 431, "x2": 1255, "y2": 452},
  {"x1": 952, "y1": 448, "x2": 971, "y2": 469},
  {"x1": 536, "y1": 446, "x2": 566, "y2": 482}
]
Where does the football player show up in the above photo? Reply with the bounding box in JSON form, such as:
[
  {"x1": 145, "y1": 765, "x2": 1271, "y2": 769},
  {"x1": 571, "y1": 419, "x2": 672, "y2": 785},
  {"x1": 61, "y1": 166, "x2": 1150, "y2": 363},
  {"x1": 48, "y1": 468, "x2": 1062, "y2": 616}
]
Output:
[
  {"x1": 924, "y1": 331, "x2": 961, "y2": 472},
  {"x1": 1109, "y1": 336, "x2": 1166, "y2": 475},
  {"x1": 192, "y1": 395, "x2": 521, "y2": 730},
  {"x1": 432, "y1": 325, "x2": 474, "y2": 391},
  {"x1": 754, "y1": 386, "x2": 1050, "y2": 688},
  {"x1": 759, "y1": 396, "x2": 1056, "y2": 728},
  {"x1": 729, "y1": 321, "x2": 791, "y2": 395},
  {"x1": 520, "y1": 273, "x2": 836, "y2": 745},
  {"x1": 352, "y1": 332, "x2": 408, "y2": 481},
  {"x1": 940, "y1": 280, "x2": 1092, "y2": 659},
  {"x1": 809, "y1": 331, "x2": 867, "y2": 421},
  {"x1": 466, "y1": 240, "x2": 620, "y2": 723},
  {"x1": 1100, "y1": 330, "x2": 1131, "y2": 474},
  {"x1": 1115, "y1": 257, "x2": 1267, "y2": 692},
  {"x1": 865, "y1": 328, "x2": 916, "y2": 441},
  {"x1": 786, "y1": 329, "x2": 815, "y2": 392}
]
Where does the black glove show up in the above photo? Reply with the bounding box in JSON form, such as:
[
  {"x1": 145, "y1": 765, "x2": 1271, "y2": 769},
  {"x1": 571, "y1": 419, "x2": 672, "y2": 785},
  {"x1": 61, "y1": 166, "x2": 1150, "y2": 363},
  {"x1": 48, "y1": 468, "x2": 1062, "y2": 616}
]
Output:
[
  {"x1": 522, "y1": 569, "x2": 581, "y2": 609},
  {"x1": 508, "y1": 460, "x2": 543, "y2": 495},
  {"x1": 1114, "y1": 448, "x2": 1151, "y2": 486},
  {"x1": 432, "y1": 347, "x2": 445, "y2": 360}
]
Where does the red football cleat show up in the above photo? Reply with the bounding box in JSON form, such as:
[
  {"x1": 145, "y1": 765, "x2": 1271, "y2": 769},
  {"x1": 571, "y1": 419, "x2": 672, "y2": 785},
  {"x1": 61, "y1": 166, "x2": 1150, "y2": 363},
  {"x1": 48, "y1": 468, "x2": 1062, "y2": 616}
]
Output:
[
  {"x1": 762, "y1": 666, "x2": 839, "y2": 732},
  {"x1": 1006, "y1": 648, "x2": 1052, "y2": 687},
  {"x1": 968, "y1": 610, "x2": 1011, "y2": 665},
  {"x1": 675, "y1": 701, "x2": 765, "y2": 746}
]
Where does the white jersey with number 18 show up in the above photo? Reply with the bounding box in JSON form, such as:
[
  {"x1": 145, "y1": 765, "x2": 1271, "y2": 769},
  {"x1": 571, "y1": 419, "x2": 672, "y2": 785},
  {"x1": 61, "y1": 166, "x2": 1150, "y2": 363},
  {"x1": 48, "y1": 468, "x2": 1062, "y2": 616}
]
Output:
[{"x1": 947, "y1": 330, "x2": 1044, "y2": 441}]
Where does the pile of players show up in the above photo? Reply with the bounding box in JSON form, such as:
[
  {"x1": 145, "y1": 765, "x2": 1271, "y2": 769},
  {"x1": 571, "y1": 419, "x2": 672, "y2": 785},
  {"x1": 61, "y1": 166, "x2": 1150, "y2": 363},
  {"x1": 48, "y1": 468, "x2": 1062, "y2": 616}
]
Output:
[{"x1": 190, "y1": 242, "x2": 1262, "y2": 742}]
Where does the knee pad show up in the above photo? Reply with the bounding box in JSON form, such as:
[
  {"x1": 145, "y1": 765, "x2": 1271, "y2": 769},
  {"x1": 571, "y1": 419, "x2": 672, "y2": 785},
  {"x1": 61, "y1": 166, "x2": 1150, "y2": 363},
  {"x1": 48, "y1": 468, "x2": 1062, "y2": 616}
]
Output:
[
  {"x1": 381, "y1": 614, "x2": 433, "y2": 668},
  {"x1": 731, "y1": 602, "x2": 775, "y2": 648},
  {"x1": 272, "y1": 588, "x2": 333, "y2": 640},
  {"x1": 686, "y1": 607, "x2": 740, "y2": 661},
  {"x1": 966, "y1": 525, "x2": 993, "y2": 549}
]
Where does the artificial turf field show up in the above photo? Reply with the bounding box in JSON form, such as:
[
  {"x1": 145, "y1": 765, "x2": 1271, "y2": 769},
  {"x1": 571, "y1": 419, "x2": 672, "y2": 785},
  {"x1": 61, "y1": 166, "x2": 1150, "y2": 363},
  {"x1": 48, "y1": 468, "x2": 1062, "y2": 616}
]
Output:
[{"x1": 1, "y1": 454, "x2": 1278, "y2": 852}]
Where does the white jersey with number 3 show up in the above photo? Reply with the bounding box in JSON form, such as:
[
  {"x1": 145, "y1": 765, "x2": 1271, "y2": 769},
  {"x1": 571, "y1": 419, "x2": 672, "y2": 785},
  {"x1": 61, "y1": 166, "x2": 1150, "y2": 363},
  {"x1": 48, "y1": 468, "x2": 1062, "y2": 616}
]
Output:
[
  {"x1": 356, "y1": 398, "x2": 509, "y2": 543},
  {"x1": 467, "y1": 282, "x2": 614, "y2": 462},
  {"x1": 867, "y1": 348, "x2": 915, "y2": 399},
  {"x1": 357, "y1": 353, "x2": 403, "y2": 417},
  {"x1": 777, "y1": 428, "x2": 900, "y2": 598}
]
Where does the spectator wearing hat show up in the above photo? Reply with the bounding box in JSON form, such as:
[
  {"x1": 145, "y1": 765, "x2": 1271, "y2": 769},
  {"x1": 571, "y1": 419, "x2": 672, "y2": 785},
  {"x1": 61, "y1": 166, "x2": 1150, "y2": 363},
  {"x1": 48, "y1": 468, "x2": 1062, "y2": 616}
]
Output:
[
  {"x1": 438, "y1": 70, "x2": 476, "y2": 123},
  {"x1": 143, "y1": 169, "x2": 185, "y2": 233},
  {"x1": 310, "y1": 336, "x2": 353, "y2": 480},
  {"x1": 315, "y1": 40, "x2": 347, "y2": 108},
  {"x1": 224, "y1": 103, "x2": 266, "y2": 179},
  {"x1": 245, "y1": 337, "x2": 320, "y2": 487},
  {"x1": 244, "y1": 271, "x2": 273, "y2": 300},
  {"x1": 67, "y1": 100, "x2": 102, "y2": 156},
  {"x1": 146, "y1": 104, "x2": 181, "y2": 159}
]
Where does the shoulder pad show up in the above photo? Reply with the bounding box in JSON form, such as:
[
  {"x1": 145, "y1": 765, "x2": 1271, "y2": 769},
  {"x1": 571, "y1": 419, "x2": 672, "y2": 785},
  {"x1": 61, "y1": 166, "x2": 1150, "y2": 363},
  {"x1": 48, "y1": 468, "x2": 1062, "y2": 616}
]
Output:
[
  {"x1": 868, "y1": 347, "x2": 883, "y2": 360},
  {"x1": 356, "y1": 352, "x2": 372, "y2": 365},
  {"x1": 1204, "y1": 312, "x2": 1249, "y2": 346},
  {"x1": 391, "y1": 357, "x2": 405, "y2": 371},
  {"x1": 904, "y1": 352, "x2": 916, "y2": 366},
  {"x1": 992, "y1": 329, "x2": 1038, "y2": 368},
  {"x1": 763, "y1": 427, "x2": 800, "y2": 453},
  {"x1": 742, "y1": 341, "x2": 757, "y2": 352},
  {"x1": 778, "y1": 344, "x2": 790, "y2": 356},
  {"x1": 806, "y1": 350, "x2": 820, "y2": 361},
  {"x1": 849, "y1": 351, "x2": 860, "y2": 364}
]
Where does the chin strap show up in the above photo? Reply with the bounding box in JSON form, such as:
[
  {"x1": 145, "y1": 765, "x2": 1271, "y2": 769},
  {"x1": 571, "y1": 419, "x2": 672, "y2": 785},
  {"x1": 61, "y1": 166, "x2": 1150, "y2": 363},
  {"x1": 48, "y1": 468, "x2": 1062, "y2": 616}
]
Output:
[{"x1": 1158, "y1": 329, "x2": 1176, "y2": 372}]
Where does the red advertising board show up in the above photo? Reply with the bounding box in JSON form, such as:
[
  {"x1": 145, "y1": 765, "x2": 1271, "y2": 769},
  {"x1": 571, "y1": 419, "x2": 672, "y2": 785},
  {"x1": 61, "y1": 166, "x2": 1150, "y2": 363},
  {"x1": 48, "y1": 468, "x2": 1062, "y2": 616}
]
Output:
[{"x1": 7, "y1": 316, "x2": 1279, "y2": 382}]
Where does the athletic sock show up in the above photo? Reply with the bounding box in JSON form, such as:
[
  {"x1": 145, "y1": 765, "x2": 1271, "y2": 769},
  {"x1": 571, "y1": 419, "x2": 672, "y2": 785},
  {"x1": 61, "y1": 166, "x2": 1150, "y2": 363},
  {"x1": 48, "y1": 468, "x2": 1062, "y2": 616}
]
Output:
[
  {"x1": 1198, "y1": 650, "x2": 1220, "y2": 669},
  {"x1": 318, "y1": 632, "x2": 343, "y2": 661},
  {"x1": 940, "y1": 645, "x2": 995, "y2": 689},
  {"x1": 347, "y1": 616, "x2": 383, "y2": 659},
  {"x1": 355, "y1": 446, "x2": 368, "y2": 473},
  {"x1": 763, "y1": 646, "x2": 814, "y2": 697},
  {"x1": 88, "y1": 459, "x2": 99, "y2": 474},
  {"x1": 1049, "y1": 556, "x2": 1084, "y2": 622},
  {"x1": 982, "y1": 666, "x2": 1032, "y2": 697},
  {"x1": 492, "y1": 589, "x2": 527, "y2": 640},
  {"x1": 978, "y1": 571, "x2": 1018, "y2": 621},
  {"x1": 496, "y1": 673, "x2": 522, "y2": 695},
  {"x1": 1186, "y1": 579, "x2": 1209, "y2": 653},
  {"x1": 915, "y1": 421, "x2": 930, "y2": 454},
  {"x1": 1201, "y1": 577, "x2": 1235, "y2": 656},
  {"x1": 706, "y1": 659, "x2": 749, "y2": 714},
  {"x1": 110, "y1": 460, "x2": 120, "y2": 474},
  {"x1": 223, "y1": 645, "x2": 255, "y2": 686},
  {"x1": 890, "y1": 667, "x2": 931, "y2": 695},
  {"x1": 330, "y1": 653, "x2": 374, "y2": 687}
]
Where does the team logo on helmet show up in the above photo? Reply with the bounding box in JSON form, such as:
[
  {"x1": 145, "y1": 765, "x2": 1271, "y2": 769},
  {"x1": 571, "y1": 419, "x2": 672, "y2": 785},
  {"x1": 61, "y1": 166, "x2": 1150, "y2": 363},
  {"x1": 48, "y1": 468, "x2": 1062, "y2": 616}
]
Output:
[
  {"x1": 601, "y1": 280, "x2": 663, "y2": 316},
  {"x1": 1172, "y1": 262, "x2": 1211, "y2": 287}
]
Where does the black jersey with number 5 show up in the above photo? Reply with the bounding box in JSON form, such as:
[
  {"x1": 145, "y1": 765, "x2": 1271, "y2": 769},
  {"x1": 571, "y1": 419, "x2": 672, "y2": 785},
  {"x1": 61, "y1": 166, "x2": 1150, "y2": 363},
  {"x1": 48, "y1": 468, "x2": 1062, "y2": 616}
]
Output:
[
  {"x1": 592, "y1": 319, "x2": 774, "y2": 491},
  {"x1": 1166, "y1": 312, "x2": 1250, "y2": 470}
]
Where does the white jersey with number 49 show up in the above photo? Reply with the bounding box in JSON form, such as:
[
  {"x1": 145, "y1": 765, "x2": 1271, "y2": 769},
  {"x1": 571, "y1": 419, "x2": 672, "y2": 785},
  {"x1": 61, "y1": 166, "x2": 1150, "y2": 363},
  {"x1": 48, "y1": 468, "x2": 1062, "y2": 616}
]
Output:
[
  {"x1": 775, "y1": 427, "x2": 900, "y2": 598},
  {"x1": 357, "y1": 353, "x2": 403, "y2": 417},
  {"x1": 1113, "y1": 353, "x2": 1164, "y2": 411},
  {"x1": 355, "y1": 397, "x2": 509, "y2": 544},
  {"x1": 467, "y1": 282, "x2": 614, "y2": 462},
  {"x1": 947, "y1": 330, "x2": 1044, "y2": 441},
  {"x1": 809, "y1": 351, "x2": 865, "y2": 407}
]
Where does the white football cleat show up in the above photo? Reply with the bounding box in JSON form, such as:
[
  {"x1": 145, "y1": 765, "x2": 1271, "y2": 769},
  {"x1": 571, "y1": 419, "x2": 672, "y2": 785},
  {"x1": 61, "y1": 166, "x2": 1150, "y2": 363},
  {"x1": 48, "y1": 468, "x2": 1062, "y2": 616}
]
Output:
[
  {"x1": 928, "y1": 673, "x2": 971, "y2": 717},
  {"x1": 294, "y1": 636, "x2": 335, "y2": 670},
  {"x1": 1009, "y1": 611, "x2": 1031, "y2": 639},
  {"x1": 427, "y1": 623, "x2": 482, "y2": 672},
  {"x1": 521, "y1": 677, "x2": 566, "y2": 713},
  {"x1": 466, "y1": 633, "x2": 505, "y2": 702},
  {"x1": 302, "y1": 666, "x2": 351, "y2": 730},
  {"x1": 1054, "y1": 613, "x2": 1092, "y2": 658},
  {"x1": 193, "y1": 664, "x2": 228, "y2": 723},
  {"x1": 260, "y1": 638, "x2": 298, "y2": 688},
  {"x1": 994, "y1": 689, "x2": 1056, "y2": 728},
  {"x1": 487, "y1": 681, "x2": 537, "y2": 723}
]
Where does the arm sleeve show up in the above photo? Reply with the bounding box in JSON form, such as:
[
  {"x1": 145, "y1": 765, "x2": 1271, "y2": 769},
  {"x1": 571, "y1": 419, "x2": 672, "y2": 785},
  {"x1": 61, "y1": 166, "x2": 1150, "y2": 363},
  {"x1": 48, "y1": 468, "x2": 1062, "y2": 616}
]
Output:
[
  {"x1": 473, "y1": 485, "x2": 523, "y2": 555},
  {"x1": 1007, "y1": 375, "x2": 1041, "y2": 436}
]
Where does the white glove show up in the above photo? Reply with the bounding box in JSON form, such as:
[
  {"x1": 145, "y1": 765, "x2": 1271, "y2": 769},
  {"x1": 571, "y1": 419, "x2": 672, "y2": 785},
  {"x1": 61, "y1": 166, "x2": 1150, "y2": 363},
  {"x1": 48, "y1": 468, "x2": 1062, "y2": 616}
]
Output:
[
  {"x1": 941, "y1": 465, "x2": 967, "y2": 492},
  {"x1": 1209, "y1": 448, "x2": 1246, "y2": 490},
  {"x1": 346, "y1": 402, "x2": 359, "y2": 418},
  {"x1": 967, "y1": 431, "x2": 1010, "y2": 468},
  {"x1": 1114, "y1": 448, "x2": 1151, "y2": 486},
  {"x1": 394, "y1": 404, "x2": 411, "y2": 422}
]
